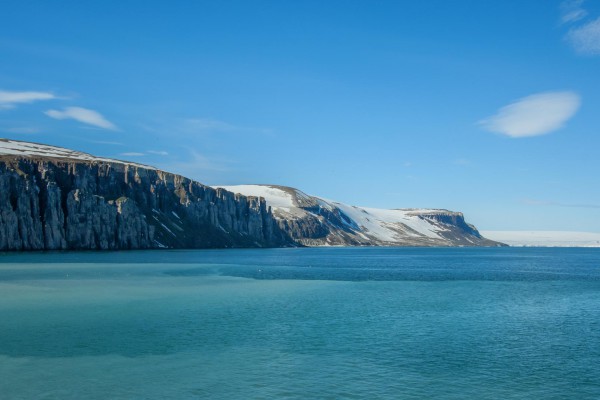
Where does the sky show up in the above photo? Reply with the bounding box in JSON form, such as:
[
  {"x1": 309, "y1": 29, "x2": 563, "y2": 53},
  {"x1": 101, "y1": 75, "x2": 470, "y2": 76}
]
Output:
[{"x1": 1, "y1": 0, "x2": 599, "y2": 232}]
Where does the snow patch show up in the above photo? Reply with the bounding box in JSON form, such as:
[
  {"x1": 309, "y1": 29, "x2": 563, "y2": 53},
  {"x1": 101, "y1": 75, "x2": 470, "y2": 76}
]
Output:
[
  {"x1": 334, "y1": 204, "x2": 442, "y2": 241},
  {"x1": 215, "y1": 185, "x2": 295, "y2": 210},
  {"x1": 153, "y1": 240, "x2": 168, "y2": 249},
  {"x1": 214, "y1": 184, "x2": 447, "y2": 243},
  {"x1": 160, "y1": 222, "x2": 176, "y2": 237},
  {"x1": 0, "y1": 138, "x2": 155, "y2": 169}
]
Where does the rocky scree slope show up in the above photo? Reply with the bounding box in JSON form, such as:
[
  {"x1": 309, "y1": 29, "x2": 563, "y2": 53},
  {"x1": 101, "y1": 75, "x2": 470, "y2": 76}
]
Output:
[{"x1": 0, "y1": 139, "x2": 290, "y2": 250}]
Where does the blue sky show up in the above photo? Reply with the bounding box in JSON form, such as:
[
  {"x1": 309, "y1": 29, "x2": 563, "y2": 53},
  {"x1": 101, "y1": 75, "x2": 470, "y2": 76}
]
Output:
[{"x1": 1, "y1": 0, "x2": 599, "y2": 231}]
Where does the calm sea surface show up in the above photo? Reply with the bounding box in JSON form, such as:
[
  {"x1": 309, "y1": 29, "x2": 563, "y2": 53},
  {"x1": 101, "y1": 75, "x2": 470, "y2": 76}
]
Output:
[{"x1": 1, "y1": 247, "x2": 599, "y2": 399}]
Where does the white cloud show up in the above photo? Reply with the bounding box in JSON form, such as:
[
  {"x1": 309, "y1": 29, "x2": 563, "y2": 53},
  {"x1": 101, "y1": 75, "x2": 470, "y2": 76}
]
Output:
[
  {"x1": 0, "y1": 90, "x2": 56, "y2": 109},
  {"x1": 120, "y1": 152, "x2": 145, "y2": 157},
  {"x1": 147, "y1": 150, "x2": 169, "y2": 156},
  {"x1": 480, "y1": 91, "x2": 580, "y2": 138},
  {"x1": 44, "y1": 107, "x2": 117, "y2": 130},
  {"x1": 560, "y1": 0, "x2": 588, "y2": 24},
  {"x1": 567, "y1": 17, "x2": 600, "y2": 54}
]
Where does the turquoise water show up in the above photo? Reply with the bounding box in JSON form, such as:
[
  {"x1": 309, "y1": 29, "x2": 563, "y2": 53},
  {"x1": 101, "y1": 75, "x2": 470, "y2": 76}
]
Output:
[{"x1": 1, "y1": 247, "x2": 599, "y2": 399}]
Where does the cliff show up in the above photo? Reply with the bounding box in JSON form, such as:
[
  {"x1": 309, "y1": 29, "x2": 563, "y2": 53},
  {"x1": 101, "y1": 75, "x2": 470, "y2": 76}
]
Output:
[
  {"x1": 216, "y1": 185, "x2": 505, "y2": 247},
  {"x1": 0, "y1": 140, "x2": 290, "y2": 250},
  {"x1": 0, "y1": 139, "x2": 504, "y2": 250}
]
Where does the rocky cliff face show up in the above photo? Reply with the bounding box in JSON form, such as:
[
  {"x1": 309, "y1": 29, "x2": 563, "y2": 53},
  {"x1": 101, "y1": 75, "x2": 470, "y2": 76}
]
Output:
[
  {"x1": 0, "y1": 139, "x2": 504, "y2": 250},
  {"x1": 217, "y1": 185, "x2": 505, "y2": 247},
  {"x1": 0, "y1": 155, "x2": 290, "y2": 250}
]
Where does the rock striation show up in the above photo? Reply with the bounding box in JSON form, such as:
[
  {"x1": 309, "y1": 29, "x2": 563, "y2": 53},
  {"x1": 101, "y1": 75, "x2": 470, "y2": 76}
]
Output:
[
  {"x1": 0, "y1": 141, "x2": 290, "y2": 250},
  {"x1": 217, "y1": 185, "x2": 505, "y2": 247}
]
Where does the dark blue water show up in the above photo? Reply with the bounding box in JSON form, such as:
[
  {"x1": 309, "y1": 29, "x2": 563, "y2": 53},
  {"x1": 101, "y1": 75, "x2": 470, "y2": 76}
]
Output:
[{"x1": 1, "y1": 247, "x2": 599, "y2": 399}]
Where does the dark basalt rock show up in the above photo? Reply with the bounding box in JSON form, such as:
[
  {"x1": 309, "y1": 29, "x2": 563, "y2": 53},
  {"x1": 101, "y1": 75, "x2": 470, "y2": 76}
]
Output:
[{"x1": 0, "y1": 157, "x2": 291, "y2": 250}]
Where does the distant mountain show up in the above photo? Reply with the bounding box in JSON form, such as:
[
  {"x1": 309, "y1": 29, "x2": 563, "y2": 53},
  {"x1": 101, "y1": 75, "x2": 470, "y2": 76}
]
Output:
[
  {"x1": 0, "y1": 138, "x2": 503, "y2": 250},
  {"x1": 482, "y1": 231, "x2": 600, "y2": 247},
  {"x1": 216, "y1": 185, "x2": 503, "y2": 247}
]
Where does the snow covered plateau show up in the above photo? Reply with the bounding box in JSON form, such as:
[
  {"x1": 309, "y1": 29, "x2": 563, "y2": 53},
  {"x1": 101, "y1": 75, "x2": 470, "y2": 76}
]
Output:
[
  {"x1": 0, "y1": 138, "x2": 153, "y2": 169},
  {"x1": 215, "y1": 185, "x2": 502, "y2": 247}
]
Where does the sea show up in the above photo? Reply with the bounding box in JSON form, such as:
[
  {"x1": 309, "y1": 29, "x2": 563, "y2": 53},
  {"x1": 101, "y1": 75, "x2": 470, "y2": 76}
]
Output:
[{"x1": 1, "y1": 247, "x2": 599, "y2": 399}]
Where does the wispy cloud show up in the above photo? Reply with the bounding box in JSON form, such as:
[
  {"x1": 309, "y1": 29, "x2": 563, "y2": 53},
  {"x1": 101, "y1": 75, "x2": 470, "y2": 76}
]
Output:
[
  {"x1": 183, "y1": 118, "x2": 237, "y2": 132},
  {"x1": 178, "y1": 150, "x2": 228, "y2": 171},
  {"x1": 44, "y1": 107, "x2": 117, "y2": 130},
  {"x1": 90, "y1": 140, "x2": 123, "y2": 146},
  {"x1": 0, "y1": 90, "x2": 56, "y2": 109},
  {"x1": 180, "y1": 118, "x2": 272, "y2": 135},
  {"x1": 560, "y1": 0, "x2": 588, "y2": 24},
  {"x1": 114, "y1": 150, "x2": 168, "y2": 157},
  {"x1": 566, "y1": 17, "x2": 600, "y2": 54},
  {"x1": 139, "y1": 117, "x2": 273, "y2": 137},
  {"x1": 559, "y1": 0, "x2": 600, "y2": 55},
  {"x1": 523, "y1": 198, "x2": 600, "y2": 209},
  {"x1": 479, "y1": 91, "x2": 580, "y2": 138},
  {"x1": 119, "y1": 152, "x2": 145, "y2": 157},
  {"x1": 3, "y1": 126, "x2": 41, "y2": 134},
  {"x1": 453, "y1": 158, "x2": 471, "y2": 166},
  {"x1": 161, "y1": 149, "x2": 230, "y2": 183}
]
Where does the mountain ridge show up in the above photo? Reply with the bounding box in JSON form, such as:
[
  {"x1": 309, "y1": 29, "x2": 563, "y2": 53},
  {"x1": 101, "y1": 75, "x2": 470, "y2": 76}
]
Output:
[
  {"x1": 216, "y1": 184, "x2": 502, "y2": 247},
  {"x1": 0, "y1": 139, "x2": 290, "y2": 250},
  {"x1": 0, "y1": 138, "x2": 504, "y2": 250}
]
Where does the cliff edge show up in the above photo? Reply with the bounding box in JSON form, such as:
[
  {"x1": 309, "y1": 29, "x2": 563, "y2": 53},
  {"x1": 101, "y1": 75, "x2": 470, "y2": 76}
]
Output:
[{"x1": 0, "y1": 139, "x2": 290, "y2": 250}]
